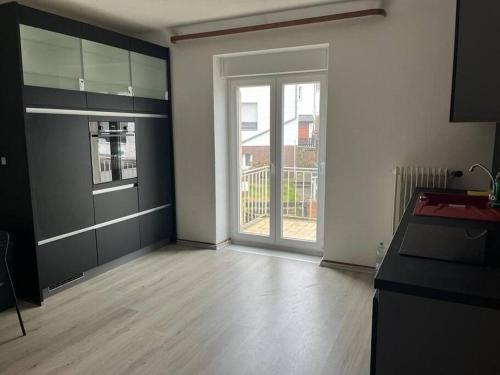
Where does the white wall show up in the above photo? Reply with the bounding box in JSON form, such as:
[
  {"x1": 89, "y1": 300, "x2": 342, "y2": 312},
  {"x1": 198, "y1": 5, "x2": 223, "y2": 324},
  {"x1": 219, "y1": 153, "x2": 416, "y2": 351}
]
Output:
[{"x1": 143, "y1": 0, "x2": 496, "y2": 265}]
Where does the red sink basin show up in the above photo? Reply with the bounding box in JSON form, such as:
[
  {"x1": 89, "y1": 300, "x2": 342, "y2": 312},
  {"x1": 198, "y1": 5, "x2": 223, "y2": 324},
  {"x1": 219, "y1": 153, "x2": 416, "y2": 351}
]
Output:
[{"x1": 413, "y1": 192, "x2": 500, "y2": 223}]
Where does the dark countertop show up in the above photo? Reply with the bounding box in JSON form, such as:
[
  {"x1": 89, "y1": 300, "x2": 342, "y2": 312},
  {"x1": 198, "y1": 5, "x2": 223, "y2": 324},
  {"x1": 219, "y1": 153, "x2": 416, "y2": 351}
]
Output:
[{"x1": 375, "y1": 188, "x2": 500, "y2": 310}]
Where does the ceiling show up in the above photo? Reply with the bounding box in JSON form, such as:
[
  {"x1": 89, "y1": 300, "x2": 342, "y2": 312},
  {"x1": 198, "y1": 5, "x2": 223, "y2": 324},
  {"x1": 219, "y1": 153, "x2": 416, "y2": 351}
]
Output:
[{"x1": 1, "y1": 0, "x2": 347, "y2": 35}]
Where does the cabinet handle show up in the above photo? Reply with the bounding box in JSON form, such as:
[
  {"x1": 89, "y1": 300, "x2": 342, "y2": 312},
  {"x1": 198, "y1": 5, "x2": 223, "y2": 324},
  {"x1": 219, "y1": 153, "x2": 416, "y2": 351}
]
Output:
[
  {"x1": 464, "y1": 228, "x2": 488, "y2": 240},
  {"x1": 79, "y1": 78, "x2": 85, "y2": 91}
]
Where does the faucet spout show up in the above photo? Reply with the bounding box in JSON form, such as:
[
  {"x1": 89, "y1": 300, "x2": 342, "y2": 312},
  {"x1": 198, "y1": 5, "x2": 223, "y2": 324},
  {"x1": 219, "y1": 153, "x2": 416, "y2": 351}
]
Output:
[{"x1": 468, "y1": 163, "x2": 496, "y2": 202}]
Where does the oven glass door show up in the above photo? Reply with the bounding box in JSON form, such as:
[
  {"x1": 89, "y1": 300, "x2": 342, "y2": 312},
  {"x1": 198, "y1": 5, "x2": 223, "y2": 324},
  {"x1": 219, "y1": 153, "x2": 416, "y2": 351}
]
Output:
[
  {"x1": 90, "y1": 122, "x2": 136, "y2": 184},
  {"x1": 120, "y1": 130, "x2": 137, "y2": 180}
]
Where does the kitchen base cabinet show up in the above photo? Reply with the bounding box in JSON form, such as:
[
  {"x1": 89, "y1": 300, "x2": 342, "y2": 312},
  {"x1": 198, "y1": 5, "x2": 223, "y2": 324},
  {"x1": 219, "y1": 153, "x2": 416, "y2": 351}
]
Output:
[
  {"x1": 96, "y1": 219, "x2": 140, "y2": 265},
  {"x1": 372, "y1": 290, "x2": 500, "y2": 375},
  {"x1": 139, "y1": 207, "x2": 173, "y2": 248},
  {"x1": 37, "y1": 231, "x2": 97, "y2": 289}
]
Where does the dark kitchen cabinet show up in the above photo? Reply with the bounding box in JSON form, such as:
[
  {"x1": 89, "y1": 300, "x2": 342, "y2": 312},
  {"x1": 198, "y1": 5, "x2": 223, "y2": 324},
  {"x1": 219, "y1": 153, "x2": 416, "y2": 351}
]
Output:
[
  {"x1": 136, "y1": 117, "x2": 173, "y2": 211},
  {"x1": 139, "y1": 206, "x2": 174, "y2": 248},
  {"x1": 93, "y1": 187, "x2": 139, "y2": 224},
  {"x1": 37, "y1": 231, "x2": 97, "y2": 289},
  {"x1": 96, "y1": 219, "x2": 140, "y2": 265},
  {"x1": 451, "y1": 0, "x2": 500, "y2": 122},
  {"x1": 26, "y1": 113, "x2": 95, "y2": 240},
  {"x1": 0, "y1": 2, "x2": 174, "y2": 304},
  {"x1": 372, "y1": 290, "x2": 500, "y2": 375},
  {"x1": 19, "y1": 24, "x2": 83, "y2": 92}
]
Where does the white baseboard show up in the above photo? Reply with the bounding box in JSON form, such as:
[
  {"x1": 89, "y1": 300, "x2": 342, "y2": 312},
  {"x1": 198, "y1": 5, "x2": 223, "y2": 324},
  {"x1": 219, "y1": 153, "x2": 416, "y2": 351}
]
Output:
[
  {"x1": 176, "y1": 239, "x2": 231, "y2": 250},
  {"x1": 320, "y1": 258, "x2": 375, "y2": 274}
]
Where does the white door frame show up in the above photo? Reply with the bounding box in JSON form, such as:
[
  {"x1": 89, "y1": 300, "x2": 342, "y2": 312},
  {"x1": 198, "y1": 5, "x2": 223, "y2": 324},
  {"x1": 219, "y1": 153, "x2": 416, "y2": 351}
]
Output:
[{"x1": 229, "y1": 73, "x2": 328, "y2": 256}]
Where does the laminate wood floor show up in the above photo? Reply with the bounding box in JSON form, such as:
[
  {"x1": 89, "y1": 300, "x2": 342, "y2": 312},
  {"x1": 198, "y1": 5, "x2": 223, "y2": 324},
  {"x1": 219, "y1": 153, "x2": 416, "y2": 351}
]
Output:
[{"x1": 0, "y1": 245, "x2": 374, "y2": 375}]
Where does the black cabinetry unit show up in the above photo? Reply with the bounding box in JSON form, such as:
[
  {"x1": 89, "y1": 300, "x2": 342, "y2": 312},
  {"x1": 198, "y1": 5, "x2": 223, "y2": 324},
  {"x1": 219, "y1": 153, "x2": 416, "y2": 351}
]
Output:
[
  {"x1": 0, "y1": 2, "x2": 175, "y2": 305},
  {"x1": 451, "y1": 0, "x2": 500, "y2": 122},
  {"x1": 372, "y1": 190, "x2": 500, "y2": 374}
]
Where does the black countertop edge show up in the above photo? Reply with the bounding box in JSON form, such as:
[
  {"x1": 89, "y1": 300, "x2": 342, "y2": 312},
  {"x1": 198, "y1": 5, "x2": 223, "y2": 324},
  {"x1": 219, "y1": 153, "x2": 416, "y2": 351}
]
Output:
[
  {"x1": 375, "y1": 279, "x2": 500, "y2": 310},
  {"x1": 375, "y1": 187, "x2": 500, "y2": 311}
]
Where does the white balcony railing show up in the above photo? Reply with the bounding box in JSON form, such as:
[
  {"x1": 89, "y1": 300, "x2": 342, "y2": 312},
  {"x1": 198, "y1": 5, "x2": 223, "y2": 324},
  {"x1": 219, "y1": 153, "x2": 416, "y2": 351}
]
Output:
[{"x1": 240, "y1": 166, "x2": 318, "y2": 227}]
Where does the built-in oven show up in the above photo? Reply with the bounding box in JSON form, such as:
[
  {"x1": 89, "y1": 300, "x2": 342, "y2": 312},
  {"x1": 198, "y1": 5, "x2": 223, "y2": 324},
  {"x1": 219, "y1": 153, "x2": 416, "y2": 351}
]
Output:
[{"x1": 89, "y1": 120, "x2": 136, "y2": 184}]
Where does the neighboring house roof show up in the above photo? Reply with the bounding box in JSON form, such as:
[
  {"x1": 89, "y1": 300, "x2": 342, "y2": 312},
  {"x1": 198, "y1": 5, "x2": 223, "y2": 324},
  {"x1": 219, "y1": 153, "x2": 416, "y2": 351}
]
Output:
[{"x1": 299, "y1": 114, "x2": 314, "y2": 123}]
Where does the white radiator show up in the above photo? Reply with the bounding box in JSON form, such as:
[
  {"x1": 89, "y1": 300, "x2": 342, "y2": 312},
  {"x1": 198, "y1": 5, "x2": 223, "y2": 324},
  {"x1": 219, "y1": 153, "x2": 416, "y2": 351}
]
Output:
[{"x1": 393, "y1": 166, "x2": 450, "y2": 233}]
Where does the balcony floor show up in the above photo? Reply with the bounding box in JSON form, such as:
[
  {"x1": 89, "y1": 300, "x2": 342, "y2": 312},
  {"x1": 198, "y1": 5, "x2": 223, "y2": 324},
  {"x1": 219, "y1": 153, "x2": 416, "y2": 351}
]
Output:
[{"x1": 242, "y1": 216, "x2": 317, "y2": 242}]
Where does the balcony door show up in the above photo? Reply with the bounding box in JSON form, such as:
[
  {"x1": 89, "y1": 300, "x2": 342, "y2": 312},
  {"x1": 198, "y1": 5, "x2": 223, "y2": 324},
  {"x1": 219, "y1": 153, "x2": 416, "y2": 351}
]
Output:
[{"x1": 229, "y1": 74, "x2": 327, "y2": 254}]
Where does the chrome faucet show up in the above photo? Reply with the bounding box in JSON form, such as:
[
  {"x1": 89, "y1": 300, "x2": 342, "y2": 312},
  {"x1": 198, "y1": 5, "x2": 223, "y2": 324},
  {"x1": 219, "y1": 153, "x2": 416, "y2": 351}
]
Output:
[{"x1": 468, "y1": 163, "x2": 496, "y2": 202}]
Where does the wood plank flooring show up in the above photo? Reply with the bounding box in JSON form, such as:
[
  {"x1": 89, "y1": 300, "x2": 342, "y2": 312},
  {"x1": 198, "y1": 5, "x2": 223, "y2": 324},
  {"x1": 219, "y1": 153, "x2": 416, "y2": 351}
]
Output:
[{"x1": 0, "y1": 245, "x2": 374, "y2": 375}]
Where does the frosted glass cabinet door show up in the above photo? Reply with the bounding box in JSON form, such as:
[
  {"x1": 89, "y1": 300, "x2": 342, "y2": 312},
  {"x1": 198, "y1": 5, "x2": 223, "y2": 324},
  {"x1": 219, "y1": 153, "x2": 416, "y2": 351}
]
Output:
[
  {"x1": 131, "y1": 52, "x2": 167, "y2": 100},
  {"x1": 82, "y1": 40, "x2": 131, "y2": 96},
  {"x1": 20, "y1": 25, "x2": 83, "y2": 91}
]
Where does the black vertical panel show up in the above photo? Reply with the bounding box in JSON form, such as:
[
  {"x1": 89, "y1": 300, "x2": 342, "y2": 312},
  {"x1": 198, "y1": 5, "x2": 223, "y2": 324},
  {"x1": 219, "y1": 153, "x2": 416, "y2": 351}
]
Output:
[
  {"x1": 493, "y1": 124, "x2": 500, "y2": 175},
  {"x1": 136, "y1": 117, "x2": 173, "y2": 211},
  {"x1": 165, "y1": 49, "x2": 176, "y2": 241},
  {"x1": 139, "y1": 207, "x2": 173, "y2": 248},
  {"x1": 26, "y1": 113, "x2": 95, "y2": 240},
  {"x1": 370, "y1": 292, "x2": 379, "y2": 375},
  {"x1": 0, "y1": 2, "x2": 42, "y2": 304},
  {"x1": 451, "y1": 0, "x2": 500, "y2": 122}
]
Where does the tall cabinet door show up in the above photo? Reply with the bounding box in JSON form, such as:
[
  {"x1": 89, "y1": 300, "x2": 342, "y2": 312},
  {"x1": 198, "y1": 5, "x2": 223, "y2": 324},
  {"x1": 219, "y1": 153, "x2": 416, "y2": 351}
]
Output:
[
  {"x1": 135, "y1": 117, "x2": 173, "y2": 211},
  {"x1": 135, "y1": 117, "x2": 174, "y2": 247},
  {"x1": 26, "y1": 113, "x2": 95, "y2": 240}
]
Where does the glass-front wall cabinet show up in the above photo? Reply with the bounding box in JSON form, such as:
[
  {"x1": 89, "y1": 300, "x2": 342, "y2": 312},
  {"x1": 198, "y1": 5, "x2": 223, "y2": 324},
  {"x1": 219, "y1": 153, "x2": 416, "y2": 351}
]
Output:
[
  {"x1": 19, "y1": 25, "x2": 168, "y2": 100},
  {"x1": 20, "y1": 25, "x2": 83, "y2": 91},
  {"x1": 82, "y1": 40, "x2": 131, "y2": 96},
  {"x1": 131, "y1": 52, "x2": 167, "y2": 100}
]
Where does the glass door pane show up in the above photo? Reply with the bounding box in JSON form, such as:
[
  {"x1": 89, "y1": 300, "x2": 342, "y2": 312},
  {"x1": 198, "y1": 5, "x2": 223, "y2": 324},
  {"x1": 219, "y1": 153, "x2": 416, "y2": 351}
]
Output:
[
  {"x1": 131, "y1": 52, "x2": 167, "y2": 100},
  {"x1": 281, "y1": 82, "x2": 321, "y2": 242},
  {"x1": 82, "y1": 40, "x2": 131, "y2": 95},
  {"x1": 20, "y1": 25, "x2": 83, "y2": 91},
  {"x1": 238, "y1": 85, "x2": 271, "y2": 237}
]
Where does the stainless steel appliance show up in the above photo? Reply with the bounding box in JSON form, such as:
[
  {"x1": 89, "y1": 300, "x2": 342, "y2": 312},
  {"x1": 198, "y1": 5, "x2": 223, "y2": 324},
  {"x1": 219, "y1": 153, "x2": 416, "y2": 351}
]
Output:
[{"x1": 89, "y1": 120, "x2": 136, "y2": 184}]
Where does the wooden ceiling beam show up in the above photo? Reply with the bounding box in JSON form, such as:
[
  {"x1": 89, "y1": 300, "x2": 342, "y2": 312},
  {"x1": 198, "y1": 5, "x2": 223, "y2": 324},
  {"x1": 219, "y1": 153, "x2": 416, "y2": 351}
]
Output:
[{"x1": 170, "y1": 9, "x2": 386, "y2": 43}]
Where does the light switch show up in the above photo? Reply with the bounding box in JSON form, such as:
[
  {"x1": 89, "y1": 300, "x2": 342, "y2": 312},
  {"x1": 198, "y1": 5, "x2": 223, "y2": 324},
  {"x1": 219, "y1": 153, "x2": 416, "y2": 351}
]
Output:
[{"x1": 1, "y1": 156, "x2": 7, "y2": 166}]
